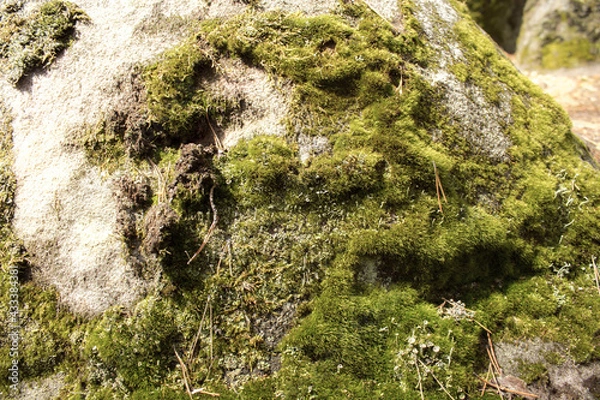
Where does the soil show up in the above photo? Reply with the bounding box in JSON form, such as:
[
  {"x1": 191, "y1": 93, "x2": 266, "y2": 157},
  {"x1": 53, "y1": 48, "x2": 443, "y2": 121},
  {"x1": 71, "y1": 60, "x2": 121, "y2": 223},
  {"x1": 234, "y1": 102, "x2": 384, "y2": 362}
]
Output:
[
  {"x1": 518, "y1": 62, "x2": 600, "y2": 163},
  {"x1": 167, "y1": 143, "x2": 216, "y2": 200},
  {"x1": 142, "y1": 202, "x2": 178, "y2": 256}
]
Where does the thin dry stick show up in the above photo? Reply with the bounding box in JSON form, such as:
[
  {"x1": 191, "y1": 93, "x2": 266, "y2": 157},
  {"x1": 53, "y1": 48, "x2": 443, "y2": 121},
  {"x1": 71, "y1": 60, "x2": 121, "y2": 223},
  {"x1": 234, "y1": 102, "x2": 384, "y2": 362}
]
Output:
[
  {"x1": 433, "y1": 162, "x2": 447, "y2": 213},
  {"x1": 188, "y1": 184, "x2": 218, "y2": 265},
  {"x1": 174, "y1": 347, "x2": 194, "y2": 400},
  {"x1": 419, "y1": 359, "x2": 456, "y2": 400},
  {"x1": 191, "y1": 388, "x2": 220, "y2": 397},
  {"x1": 436, "y1": 170, "x2": 447, "y2": 203},
  {"x1": 215, "y1": 251, "x2": 224, "y2": 274},
  {"x1": 476, "y1": 375, "x2": 539, "y2": 399},
  {"x1": 487, "y1": 332, "x2": 502, "y2": 375},
  {"x1": 398, "y1": 70, "x2": 403, "y2": 95},
  {"x1": 488, "y1": 365, "x2": 503, "y2": 399},
  {"x1": 149, "y1": 159, "x2": 168, "y2": 203},
  {"x1": 481, "y1": 363, "x2": 492, "y2": 396},
  {"x1": 414, "y1": 356, "x2": 425, "y2": 400},
  {"x1": 487, "y1": 347, "x2": 505, "y2": 399},
  {"x1": 592, "y1": 256, "x2": 600, "y2": 295},
  {"x1": 486, "y1": 347, "x2": 496, "y2": 375},
  {"x1": 188, "y1": 296, "x2": 211, "y2": 364},
  {"x1": 474, "y1": 319, "x2": 493, "y2": 334},
  {"x1": 434, "y1": 165, "x2": 443, "y2": 213},
  {"x1": 206, "y1": 113, "x2": 224, "y2": 152},
  {"x1": 361, "y1": 0, "x2": 400, "y2": 34}
]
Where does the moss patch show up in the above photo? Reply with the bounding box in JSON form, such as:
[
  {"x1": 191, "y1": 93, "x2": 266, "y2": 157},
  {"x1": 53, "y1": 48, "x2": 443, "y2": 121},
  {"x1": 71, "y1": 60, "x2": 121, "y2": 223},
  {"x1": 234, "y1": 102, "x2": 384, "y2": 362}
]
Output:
[
  {"x1": 541, "y1": 37, "x2": 598, "y2": 69},
  {"x1": 0, "y1": 0, "x2": 88, "y2": 85}
]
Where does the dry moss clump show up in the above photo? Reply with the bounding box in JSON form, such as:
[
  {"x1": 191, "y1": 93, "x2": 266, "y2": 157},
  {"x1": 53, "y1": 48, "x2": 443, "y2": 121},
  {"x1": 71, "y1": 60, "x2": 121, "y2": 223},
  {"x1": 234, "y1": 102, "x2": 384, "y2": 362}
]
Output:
[{"x1": 0, "y1": 0, "x2": 87, "y2": 85}]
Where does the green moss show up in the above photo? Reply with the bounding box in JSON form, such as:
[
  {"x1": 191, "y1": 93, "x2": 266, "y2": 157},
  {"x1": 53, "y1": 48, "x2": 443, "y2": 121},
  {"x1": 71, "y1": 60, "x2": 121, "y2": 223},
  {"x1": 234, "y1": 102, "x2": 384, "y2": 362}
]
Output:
[
  {"x1": 541, "y1": 38, "x2": 597, "y2": 69},
  {"x1": 16, "y1": 287, "x2": 85, "y2": 377},
  {"x1": 201, "y1": 4, "x2": 424, "y2": 138},
  {"x1": 517, "y1": 361, "x2": 548, "y2": 384},
  {"x1": 299, "y1": 149, "x2": 386, "y2": 203},
  {"x1": 129, "y1": 388, "x2": 192, "y2": 399},
  {"x1": 85, "y1": 297, "x2": 187, "y2": 392},
  {"x1": 82, "y1": 36, "x2": 237, "y2": 165},
  {"x1": 544, "y1": 350, "x2": 567, "y2": 365},
  {"x1": 78, "y1": 119, "x2": 129, "y2": 172},
  {"x1": 0, "y1": 0, "x2": 88, "y2": 85},
  {"x1": 475, "y1": 273, "x2": 600, "y2": 362},
  {"x1": 143, "y1": 38, "x2": 228, "y2": 141},
  {"x1": 124, "y1": 3, "x2": 600, "y2": 395},
  {"x1": 275, "y1": 283, "x2": 481, "y2": 399},
  {"x1": 221, "y1": 136, "x2": 299, "y2": 207}
]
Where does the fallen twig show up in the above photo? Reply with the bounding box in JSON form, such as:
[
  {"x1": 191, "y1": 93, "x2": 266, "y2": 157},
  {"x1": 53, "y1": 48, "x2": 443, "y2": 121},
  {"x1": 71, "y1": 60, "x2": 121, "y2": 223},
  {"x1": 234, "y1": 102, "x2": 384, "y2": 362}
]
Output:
[
  {"x1": 480, "y1": 363, "x2": 491, "y2": 396},
  {"x1": 488, "y1": 363, "x2": 503, "y2": 399},
  {"x1": 475, "y1": 374, "x2": 539, "y2": 399},
  {"x1": 206, "y1": 113, "x2": 224, "y2": 152},
  {"x1": 418, "y1": 359, "x2": 455, "y2": 400},
  {"x1": 148, "y1": 159, "x2": 169, "y2": 204},
  {"x1": 474, "y1": 319, "x2": 493, "y2": 334},
  {"x1": 188, "y1": 184, "x2": 218, "y2": 265},
  {"x1": 414, "y1": 356, "x2": 425, "y2": 400},
  {"x1": 174, "y1": 347, "x2": 194, "y2": 400},
  {"x1": 191, "y1": 388, "x2": 221, "y2": 397},
  {"x1": 433, "y1": 162, "x2": 447, "y2": 213},
  {"x1": 592, "y1": 256, "x2": 600, "y2": 295},
  {"x1": 176, "y1": 345, "x2": 221, "y2": 398},
  {"x1": 188, "y1": 296, "x2": 211, "y2": 364},
  {"x1": 487, "y1": 332, "x2": 502, "y2": 375}
]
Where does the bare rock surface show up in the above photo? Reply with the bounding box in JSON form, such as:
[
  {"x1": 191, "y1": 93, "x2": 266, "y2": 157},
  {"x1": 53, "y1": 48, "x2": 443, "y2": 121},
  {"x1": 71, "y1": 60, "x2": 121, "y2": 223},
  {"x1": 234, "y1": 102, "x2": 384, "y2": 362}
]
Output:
[
  {"x1": 0, "y1": 0, "x2": 206, "y2": 315},
  {"x1": 496, "y1": 339, "x2": 600, "y2": 399}
]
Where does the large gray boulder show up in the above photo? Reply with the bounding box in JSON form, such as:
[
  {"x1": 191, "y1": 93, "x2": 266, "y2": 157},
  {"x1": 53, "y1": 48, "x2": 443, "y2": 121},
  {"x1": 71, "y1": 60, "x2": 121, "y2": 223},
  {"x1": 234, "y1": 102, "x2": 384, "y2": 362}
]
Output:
[{"x1": 0, "y1": 0, "x2": 599, "y2": 398}]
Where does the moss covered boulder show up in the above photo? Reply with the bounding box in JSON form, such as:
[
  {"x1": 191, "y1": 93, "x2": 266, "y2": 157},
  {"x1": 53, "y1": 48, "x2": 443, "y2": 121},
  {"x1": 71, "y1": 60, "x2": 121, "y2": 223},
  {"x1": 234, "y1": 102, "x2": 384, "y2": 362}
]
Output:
[
  {"x1": 516, "y1": 0, "x2": 600, "y2": 69},
  {"x1": 1, "y1": 0, "x2": 600, "y2": 399}
]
